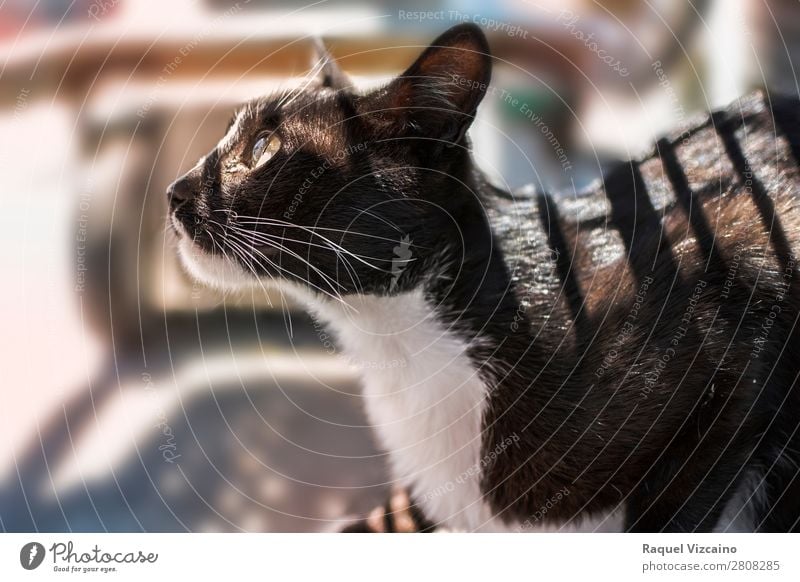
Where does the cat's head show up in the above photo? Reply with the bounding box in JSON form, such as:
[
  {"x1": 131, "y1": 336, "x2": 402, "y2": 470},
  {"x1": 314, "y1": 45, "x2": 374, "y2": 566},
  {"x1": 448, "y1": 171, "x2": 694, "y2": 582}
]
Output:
[{"x1": 168, "y1": 23, "x2": 491, "y2": 301}]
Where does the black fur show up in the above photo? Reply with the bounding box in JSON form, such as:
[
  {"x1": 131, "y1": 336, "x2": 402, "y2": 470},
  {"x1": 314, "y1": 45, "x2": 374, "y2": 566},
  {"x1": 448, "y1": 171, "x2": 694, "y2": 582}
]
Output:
[{"x1": 169, "y1": 24, "x2": 800, "y2": 532}]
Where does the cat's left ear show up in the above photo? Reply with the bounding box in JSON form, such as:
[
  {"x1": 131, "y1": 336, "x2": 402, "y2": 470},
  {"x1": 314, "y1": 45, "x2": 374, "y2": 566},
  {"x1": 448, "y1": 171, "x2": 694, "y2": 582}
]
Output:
[
  {"x1": 365, "y1": 23, "x2": 492, "y2": 145},
  {"x1": 310, "y1": 38, "x2": 350, "y2": 91}
]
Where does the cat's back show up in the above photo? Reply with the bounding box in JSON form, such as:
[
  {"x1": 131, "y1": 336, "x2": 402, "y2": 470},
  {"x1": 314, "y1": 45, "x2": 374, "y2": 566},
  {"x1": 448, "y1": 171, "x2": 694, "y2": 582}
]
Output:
[{"x1": 492, "y1": 90, "x2": 800, "y2": 329}]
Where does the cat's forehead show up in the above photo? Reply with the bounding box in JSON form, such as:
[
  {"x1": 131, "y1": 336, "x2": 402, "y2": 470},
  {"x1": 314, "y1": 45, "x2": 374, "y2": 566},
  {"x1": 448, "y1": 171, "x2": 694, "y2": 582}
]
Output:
[{"x1": 220, "y1": 88, "x2": 347, "y2": 152}]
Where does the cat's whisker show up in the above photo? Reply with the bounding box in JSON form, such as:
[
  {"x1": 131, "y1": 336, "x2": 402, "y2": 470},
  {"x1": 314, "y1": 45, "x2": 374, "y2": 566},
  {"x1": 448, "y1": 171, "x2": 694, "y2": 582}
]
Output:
[
  {"x1": 280, "y1": 54, "x2": 328, "y2": 111},
  {"x1": 246, "y1": 243, "x2": 353, "y2": 309},
  {"x1": 220, "y1": 236, "x2": 279, "y2": 307},
  {"x1": 206, "y1": 217, "x2": 279, "y2": 303},
  {"x1": 221, "y1": 226, "x2": 352, "y2": 308},
  {"x1": 218, "y1": 221, "x2": 347, "y2": 296},
  {"x1": 243, "y1": 234, "x2": 346, "y2": 296},
  {"x1": 234, "y1": 218, "x2": 422, "y2": 247},
  {"x1": 225, "y1": 224, "x2": 407, "y2": 264},
  {"x1": 223, "y1": 216, "x2": 393, "y2": 272},
  {"x1": 222, "y1": 209, "x2": 427, "y2": 260},
  {"x1": 202, "y1": 229, "x2": 253, "y2": 308}
]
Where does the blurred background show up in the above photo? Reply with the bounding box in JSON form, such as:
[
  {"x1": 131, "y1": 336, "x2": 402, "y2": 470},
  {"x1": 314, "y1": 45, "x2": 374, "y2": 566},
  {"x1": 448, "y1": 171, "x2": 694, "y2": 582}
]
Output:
[{"x1": 0, "y1": 0, "x2": 798, "y2": 532}]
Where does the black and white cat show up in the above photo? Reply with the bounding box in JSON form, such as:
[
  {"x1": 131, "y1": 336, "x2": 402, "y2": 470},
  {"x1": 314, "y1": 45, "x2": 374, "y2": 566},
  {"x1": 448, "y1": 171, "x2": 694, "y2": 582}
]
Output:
[{"x1": 168, "y1": 24, "x2": 800, "y2": 532}]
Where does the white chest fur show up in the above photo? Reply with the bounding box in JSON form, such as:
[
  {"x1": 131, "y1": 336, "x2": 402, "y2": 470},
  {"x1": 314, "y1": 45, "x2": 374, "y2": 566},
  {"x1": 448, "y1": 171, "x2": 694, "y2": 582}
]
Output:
[
  {"x1": 312, "y1": 290, "x2": 507, "y2": 531},
  {"x1": 176, "y1": 238, "x2": 622, "y2": 532},
  {"x1": 176, "y1": 236, "x2": 622, "y2": 532}
]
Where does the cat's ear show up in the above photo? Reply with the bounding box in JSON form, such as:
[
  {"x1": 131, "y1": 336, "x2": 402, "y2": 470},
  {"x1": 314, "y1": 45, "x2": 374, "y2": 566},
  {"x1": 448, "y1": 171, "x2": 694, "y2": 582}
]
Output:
[
  {"x1": 366, "y1": 23, "x2": 491, "y2": 145},
  {"x1": 310, "y1": 37, "x2": 350, "y2": 91}
]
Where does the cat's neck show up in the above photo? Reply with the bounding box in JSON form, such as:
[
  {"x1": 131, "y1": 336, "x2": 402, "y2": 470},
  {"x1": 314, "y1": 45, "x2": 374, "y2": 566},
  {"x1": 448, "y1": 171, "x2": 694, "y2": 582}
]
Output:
[
  {"x1": 296, "y1": 153, "x2": 572, "y2": 396},
  {"x1": 421, "y1": 165, "x2": 579, "y2": 396}
]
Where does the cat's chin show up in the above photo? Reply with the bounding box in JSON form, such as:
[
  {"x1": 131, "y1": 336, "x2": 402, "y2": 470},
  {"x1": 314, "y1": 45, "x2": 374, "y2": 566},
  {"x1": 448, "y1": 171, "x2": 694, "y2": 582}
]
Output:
[
  {"x1": 173, "y1": 227, "x2": 338, "y2": 305},
  {"x1": 176, "y1": 235, "x2": 255, "y2": 291}
]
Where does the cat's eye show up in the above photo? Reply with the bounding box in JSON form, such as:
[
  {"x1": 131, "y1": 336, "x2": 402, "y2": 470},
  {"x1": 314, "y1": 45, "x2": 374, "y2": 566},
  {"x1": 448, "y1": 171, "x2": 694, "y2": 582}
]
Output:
[{"x1": 251, "y1": 133, "x2": 281, "y2": 168}]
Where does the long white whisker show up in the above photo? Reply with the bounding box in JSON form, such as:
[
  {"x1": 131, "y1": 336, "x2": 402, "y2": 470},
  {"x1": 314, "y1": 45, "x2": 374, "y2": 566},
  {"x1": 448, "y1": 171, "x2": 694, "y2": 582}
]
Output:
[
  {"x1": 223, "y1": 231, "x2": 353, "y2": 308},
  {"x1": 224, "y1": 213, "x2": 416, "y2": 246},
  {"x1": 226, "y1": 216, "x2": 392, "y2": 272},
  {"x1": 201, "y1": 229, "x2": 248, "y2": 308},
  {"x1": 217, "y1": 234, "x2": 276, "y2": 308},
  {"x1": 218, "y1": 221, "x2": 346, "y2": 295},
  {"x1": 226, "y1": 224, "x2": 410, "y2": 264},
  {"x1": 281, "y1": 55, "x2": 327, "y2": 110}
]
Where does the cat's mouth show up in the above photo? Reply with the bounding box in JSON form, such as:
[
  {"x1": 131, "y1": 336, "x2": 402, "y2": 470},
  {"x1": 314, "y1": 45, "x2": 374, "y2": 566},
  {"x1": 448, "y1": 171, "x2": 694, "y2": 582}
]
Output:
[
  {"x1": 170, "y1": 208, "x2": 212, "y2": 248},
  {"x1": 171, "y1": 211, "x2": 283, "y2": 288},
  {"x1": 170, "y1": 210, "x2": 242, "y2": 255}
]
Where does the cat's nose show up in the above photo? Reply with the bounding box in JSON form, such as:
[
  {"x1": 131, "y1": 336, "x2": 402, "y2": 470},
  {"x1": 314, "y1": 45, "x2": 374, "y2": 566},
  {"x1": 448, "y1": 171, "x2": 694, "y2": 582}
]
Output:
[{"x1": 167, "y1": 177, "x2": 193, "y2": 204}]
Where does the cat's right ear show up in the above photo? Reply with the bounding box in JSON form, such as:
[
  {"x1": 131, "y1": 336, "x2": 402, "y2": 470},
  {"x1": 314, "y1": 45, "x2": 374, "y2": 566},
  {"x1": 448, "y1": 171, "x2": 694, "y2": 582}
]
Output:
[{"x1": 362, "y1": 23, "x2": 492, "y2": 146}]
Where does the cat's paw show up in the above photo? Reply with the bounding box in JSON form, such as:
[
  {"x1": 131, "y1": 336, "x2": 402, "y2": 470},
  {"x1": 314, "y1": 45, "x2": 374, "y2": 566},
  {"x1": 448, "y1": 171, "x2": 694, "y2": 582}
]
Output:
[{"x1": 340, "y1": 489, "x2": 434, "y2": 533}]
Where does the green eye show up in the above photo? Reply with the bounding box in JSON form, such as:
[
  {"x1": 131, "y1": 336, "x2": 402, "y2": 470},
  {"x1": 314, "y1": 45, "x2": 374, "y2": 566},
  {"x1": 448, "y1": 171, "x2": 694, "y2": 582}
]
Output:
[{"x1": 252, "y1": 133, "x2": 281, "y2": 167}]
